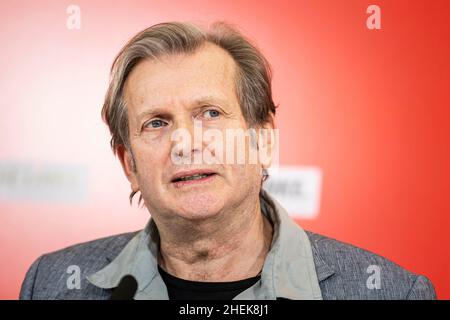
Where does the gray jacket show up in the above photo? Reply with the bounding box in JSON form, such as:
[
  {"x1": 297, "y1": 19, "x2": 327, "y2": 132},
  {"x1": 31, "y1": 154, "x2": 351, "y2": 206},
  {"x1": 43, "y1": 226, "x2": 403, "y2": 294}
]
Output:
[{"x1": 20, "y1": 191, "x2": 436, "y2": 300}]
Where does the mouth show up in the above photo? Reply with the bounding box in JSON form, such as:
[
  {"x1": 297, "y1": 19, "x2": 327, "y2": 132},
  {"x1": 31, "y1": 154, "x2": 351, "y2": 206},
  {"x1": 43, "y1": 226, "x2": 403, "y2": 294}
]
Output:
[{"x1": 171, "y1": 170, "x2": 217, "y2": 187}]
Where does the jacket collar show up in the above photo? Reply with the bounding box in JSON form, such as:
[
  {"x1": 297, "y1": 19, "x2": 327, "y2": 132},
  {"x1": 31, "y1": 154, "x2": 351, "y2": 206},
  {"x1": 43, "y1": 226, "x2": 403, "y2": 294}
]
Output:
[{"x1": 309, "y1": 243, "x2": 335, "y2": 282}]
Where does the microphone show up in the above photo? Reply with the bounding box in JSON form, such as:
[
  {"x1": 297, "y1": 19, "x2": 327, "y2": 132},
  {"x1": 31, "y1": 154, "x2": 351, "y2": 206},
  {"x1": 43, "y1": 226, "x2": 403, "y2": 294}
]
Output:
[{"x1": 109, "y1": 275, "x2": 138, "y2": 300}]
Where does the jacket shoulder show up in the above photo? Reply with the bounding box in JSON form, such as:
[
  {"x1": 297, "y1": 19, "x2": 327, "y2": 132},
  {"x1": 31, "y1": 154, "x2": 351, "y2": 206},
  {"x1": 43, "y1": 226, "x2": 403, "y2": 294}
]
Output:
[
  {"x1": 305, "y1": 231, "x2": 436, "y2": 300},
  {"x1": 20, "y1": 231, "x2": 139, "y2": 300}
]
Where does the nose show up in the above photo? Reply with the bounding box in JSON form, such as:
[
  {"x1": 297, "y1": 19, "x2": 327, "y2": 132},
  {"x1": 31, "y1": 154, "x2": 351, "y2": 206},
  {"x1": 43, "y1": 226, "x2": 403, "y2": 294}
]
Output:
[{"x1": 170, "y1": 117, "x2": 203, "y2": 165}]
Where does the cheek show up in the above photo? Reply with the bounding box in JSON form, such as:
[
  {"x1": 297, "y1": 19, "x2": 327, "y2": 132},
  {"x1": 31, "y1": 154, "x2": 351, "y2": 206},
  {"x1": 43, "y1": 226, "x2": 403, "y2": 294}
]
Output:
[
  {"x1": 227, "y1": 164, "x2": 261, "y2": 187},
  {"x1": 133, "y1": 145, "x2": 170, "y2": 185}
]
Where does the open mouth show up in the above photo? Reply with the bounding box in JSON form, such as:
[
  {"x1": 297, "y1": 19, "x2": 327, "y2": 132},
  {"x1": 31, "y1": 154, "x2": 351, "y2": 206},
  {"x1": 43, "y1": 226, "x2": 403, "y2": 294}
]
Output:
[
  {"x1": 171, "y1": 171, "x2": 217, "y2": 186},
  {"x1": 172, "y1": 173, "x2": 214, "y2": 182}
]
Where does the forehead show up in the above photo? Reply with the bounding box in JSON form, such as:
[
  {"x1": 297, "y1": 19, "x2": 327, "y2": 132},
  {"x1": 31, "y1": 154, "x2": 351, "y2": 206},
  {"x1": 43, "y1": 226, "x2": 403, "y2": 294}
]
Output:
[{"x1": 123, "y1": 43, "x2": 238, "y2": 113}]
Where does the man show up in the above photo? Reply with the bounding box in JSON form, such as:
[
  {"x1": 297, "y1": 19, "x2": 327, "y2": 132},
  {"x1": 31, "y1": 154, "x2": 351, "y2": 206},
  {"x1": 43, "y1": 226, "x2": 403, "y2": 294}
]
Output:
[{"x1": 20, "y1": 21, "x2": 436, "y2": 300}]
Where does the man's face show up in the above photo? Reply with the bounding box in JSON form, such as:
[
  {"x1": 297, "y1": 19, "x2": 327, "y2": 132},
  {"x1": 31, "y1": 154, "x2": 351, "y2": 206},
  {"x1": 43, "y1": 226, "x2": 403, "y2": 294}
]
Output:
[{"x1": 121, "y1": 43, "x2": 264, "y2": 220}]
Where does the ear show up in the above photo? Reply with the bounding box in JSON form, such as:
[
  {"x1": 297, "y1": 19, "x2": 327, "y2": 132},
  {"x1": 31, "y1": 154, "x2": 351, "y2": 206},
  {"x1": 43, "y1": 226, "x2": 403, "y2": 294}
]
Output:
[
  {"x1": 257, "y1": 115, "x2": 277, "y2": 169},
  {"x1": 117, "y1": 145, "x2": 139, "y2": 193}
]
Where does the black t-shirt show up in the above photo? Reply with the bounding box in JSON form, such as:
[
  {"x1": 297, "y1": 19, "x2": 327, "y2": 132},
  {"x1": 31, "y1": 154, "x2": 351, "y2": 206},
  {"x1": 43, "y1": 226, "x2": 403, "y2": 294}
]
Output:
[{"x1": 158, "y1": 265, "x2": 261, "y2": 300}]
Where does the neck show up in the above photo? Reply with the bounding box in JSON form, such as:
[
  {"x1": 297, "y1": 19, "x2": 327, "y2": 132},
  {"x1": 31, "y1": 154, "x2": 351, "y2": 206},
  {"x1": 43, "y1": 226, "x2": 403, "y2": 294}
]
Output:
[{"x1": 155, "y1": 196, "x2": 273, "y2": 282}]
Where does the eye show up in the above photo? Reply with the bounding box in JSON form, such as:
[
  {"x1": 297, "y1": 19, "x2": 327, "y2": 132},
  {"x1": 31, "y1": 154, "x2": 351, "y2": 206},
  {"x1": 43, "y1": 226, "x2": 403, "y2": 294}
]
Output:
[
  {"x1": 145, "y1": 119, "x2": 168, "y2": 129},
  {"x1": 203, "y1": 109, "x2": 221, "y2": 119}
]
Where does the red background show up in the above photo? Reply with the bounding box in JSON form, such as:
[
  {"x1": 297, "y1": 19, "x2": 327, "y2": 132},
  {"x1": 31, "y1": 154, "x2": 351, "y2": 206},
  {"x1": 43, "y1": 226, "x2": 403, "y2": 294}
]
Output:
[{"x1": 0, "y1": 0, "x2": 448, "y2": 299}]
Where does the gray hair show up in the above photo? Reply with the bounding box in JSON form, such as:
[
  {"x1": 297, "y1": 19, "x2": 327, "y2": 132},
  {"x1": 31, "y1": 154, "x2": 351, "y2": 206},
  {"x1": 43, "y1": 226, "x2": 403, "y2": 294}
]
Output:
[{"x1": 101, "y1": 21, "x2": 277, "y2": 204}]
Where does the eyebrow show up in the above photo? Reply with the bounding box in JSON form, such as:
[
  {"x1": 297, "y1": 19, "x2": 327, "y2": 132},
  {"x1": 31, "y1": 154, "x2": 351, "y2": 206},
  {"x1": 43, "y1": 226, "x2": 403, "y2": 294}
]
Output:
[{"x1": 135, "y1": 95, "x2": 229, "y2": 123}]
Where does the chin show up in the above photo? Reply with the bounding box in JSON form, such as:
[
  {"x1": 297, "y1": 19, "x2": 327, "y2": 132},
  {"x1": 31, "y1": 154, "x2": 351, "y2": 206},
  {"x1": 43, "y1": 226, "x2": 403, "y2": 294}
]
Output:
[{"x1": 173, "y1": 192, "x2": 224, "y2": 220}]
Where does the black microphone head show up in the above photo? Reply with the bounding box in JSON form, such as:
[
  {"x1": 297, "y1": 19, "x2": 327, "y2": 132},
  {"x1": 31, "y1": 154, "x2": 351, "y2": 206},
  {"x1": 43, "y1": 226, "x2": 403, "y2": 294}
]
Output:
[{"x1": 110, "y1": 275, "x2": 138, "y2": 300}]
